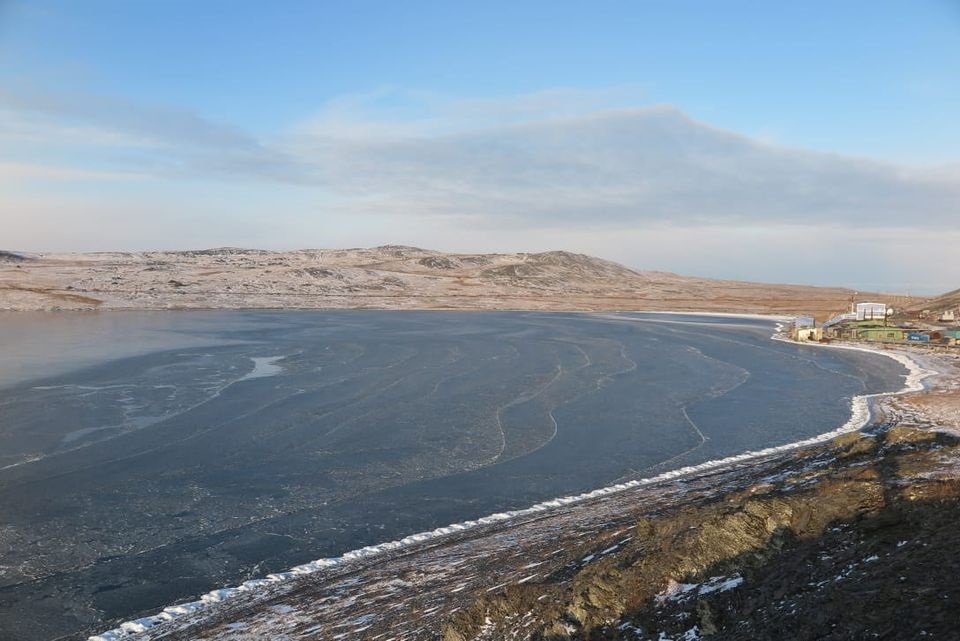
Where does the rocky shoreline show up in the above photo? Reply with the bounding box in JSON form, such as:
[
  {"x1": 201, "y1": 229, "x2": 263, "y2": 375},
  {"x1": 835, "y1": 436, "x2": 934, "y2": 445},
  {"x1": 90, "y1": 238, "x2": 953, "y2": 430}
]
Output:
[
  {"x1": 88, "y1": 346, "x2": 960, "y2": 641},
  {"x1": 445, "y1": 352, "x2": 960, "y2": 641}
]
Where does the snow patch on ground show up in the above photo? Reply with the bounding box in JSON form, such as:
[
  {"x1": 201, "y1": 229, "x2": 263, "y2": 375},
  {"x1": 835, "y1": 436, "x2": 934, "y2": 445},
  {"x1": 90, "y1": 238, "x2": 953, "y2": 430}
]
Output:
[
  {"x1": 658, "y1": 626, "x2": 702, "y2": 641},
  {"x1": 657, "y1": 575, "x2": 744, "y2": 605}
]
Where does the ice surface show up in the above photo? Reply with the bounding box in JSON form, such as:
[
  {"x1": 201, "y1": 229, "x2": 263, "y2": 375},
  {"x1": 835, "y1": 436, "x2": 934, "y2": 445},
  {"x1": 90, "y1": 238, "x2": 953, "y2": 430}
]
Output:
[
  {"x1": 237, "y1": 356, "x2": 284, "y2": 381},
  {"x1": 80, "y1": 318, "x2": 930, "y2": 641}
]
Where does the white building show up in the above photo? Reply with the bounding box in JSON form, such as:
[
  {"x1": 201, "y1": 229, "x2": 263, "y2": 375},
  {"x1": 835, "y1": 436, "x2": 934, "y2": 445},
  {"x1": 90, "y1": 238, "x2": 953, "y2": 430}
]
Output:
[{"x1": 855, "y1": 302, "x2": 887, "y2": 321}]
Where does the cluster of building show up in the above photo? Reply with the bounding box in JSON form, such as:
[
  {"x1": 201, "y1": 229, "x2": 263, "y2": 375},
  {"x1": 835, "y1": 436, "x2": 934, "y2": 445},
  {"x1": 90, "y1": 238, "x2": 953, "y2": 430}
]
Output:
[{"x1": 791, "y1": 302, "x2": 960, "y2": 347}]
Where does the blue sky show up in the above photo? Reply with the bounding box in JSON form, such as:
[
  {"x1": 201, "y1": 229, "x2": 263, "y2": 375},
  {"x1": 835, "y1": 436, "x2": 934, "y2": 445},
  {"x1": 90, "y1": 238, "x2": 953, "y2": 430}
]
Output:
[{"x1": 1, "y1": 1, "x2": 958, "y2": 292}]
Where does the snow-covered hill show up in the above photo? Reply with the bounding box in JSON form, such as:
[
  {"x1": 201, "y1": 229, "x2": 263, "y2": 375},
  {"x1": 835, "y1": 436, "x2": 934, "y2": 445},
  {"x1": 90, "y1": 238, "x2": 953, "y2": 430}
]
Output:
[{"x1": 0, "y1": 246, "x2": 881, "y2": 317}]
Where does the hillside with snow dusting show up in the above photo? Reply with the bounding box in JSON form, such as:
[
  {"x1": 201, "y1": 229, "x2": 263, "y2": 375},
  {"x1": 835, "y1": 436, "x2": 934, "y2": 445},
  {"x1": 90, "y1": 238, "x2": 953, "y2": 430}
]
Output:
[{"x1": 0, "y1": 246, "x2": 887, "y2": 317}]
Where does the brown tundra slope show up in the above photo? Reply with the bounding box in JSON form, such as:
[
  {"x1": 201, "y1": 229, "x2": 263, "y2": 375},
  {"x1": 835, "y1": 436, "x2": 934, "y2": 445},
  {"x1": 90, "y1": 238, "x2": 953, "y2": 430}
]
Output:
[
  {"x1": 907, "y1": 286, "x2": 960, "y2": 316},
  {"x1": 0, "y1": 246, "x2": 914, "y2": 317}
]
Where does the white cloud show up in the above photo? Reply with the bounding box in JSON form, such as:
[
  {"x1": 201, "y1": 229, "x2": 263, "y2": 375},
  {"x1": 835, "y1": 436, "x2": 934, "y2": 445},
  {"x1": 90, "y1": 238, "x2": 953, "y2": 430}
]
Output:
[
  {"x1": 3, "y1": 86, "x2": 957, "y2": 229},
  {"x1": 286, "y1": 102, "x2": 959, "y2": 228},
  {"x1": 0, "y1": 85, "x2": 958, "y2": 291},
  {"x1": 0, "y1": 161, "x2": 147, "y2": 182}
]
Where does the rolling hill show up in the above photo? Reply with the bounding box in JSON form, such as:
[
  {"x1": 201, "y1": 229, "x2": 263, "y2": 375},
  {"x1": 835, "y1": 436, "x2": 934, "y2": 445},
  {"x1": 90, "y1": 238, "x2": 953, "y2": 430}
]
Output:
[{"x1": 0, "y1": 246, "x2": 916, "y2": 317}]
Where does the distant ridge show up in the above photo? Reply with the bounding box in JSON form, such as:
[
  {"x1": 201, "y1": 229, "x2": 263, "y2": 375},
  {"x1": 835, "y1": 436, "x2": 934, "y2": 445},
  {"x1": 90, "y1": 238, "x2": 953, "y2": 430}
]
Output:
[
  {"x1": 908, "y1": 287, "x2": 960, "y2": 314},
  {"x1": 0, "y1": 250, "x2": 30, "y2": 262},
  {"x1": 0, "y1": 246, "x2": 917, "y2": 316}
]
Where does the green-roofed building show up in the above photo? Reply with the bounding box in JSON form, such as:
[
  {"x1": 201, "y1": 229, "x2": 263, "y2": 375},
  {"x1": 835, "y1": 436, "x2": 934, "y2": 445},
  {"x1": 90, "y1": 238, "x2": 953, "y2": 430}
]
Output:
[{"x1": 856, "y1": 327, "x2": 906, "y2": 342}]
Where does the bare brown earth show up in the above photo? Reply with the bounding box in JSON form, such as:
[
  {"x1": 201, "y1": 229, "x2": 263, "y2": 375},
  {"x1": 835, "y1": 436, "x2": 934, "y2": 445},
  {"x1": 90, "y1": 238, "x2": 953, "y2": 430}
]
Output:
[
  {"x1": 0, "y1": 246, "x2": 904, "y2": 317},
  {"x1": 115, "y1": 348, "x2": 960, "y2": 641},
  {"x1": 908, "y1": 286, "x2": 960, "y2": 315}
]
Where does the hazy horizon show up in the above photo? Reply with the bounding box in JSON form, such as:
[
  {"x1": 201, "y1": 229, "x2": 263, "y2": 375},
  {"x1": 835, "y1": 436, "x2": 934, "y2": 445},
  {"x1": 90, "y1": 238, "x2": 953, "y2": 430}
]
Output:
[
  {"x1": 2, "y1": 1, "x2": 958, "y2": 294},
  {"x1": 0, "y1": 243, "x2": 946, "y2": 297}
]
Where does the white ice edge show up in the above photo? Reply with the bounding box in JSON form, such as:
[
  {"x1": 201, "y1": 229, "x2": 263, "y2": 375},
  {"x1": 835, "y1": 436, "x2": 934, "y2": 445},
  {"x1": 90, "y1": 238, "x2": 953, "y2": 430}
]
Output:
[
  {"x1": 237, "y1": 356, "x2": 284, "y2": 381},
  {"x1": 89, "y1": 317, "x2": 935, "y2": 641}
]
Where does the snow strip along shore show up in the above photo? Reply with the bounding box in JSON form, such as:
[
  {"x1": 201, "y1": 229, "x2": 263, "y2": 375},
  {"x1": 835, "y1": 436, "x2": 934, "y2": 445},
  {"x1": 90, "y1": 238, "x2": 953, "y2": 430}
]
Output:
[{"x1": 89, "y1": 324, "x2": 934, "y2": 641}]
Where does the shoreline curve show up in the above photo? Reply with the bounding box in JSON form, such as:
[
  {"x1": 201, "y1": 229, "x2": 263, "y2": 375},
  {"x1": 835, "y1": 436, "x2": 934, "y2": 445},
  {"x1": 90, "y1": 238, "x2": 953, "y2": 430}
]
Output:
[{"x1": 88, "y1": 314, "x2": 935, "y2": 641}]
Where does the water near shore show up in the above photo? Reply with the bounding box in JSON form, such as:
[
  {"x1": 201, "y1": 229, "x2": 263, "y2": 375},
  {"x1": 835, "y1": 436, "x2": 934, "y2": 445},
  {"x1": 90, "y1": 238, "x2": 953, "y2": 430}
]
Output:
[{"x1": 0, "y1": 311, "x2": 907, "y2": 640}]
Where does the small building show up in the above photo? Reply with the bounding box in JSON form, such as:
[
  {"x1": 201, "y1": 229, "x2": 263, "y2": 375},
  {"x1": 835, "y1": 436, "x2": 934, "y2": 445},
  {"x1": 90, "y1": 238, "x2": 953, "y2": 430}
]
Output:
[
  {"x1": 940, "y1": 330, "x2": 960, "y2": 346},
  {"x1": 856, "y1": 327, "x2": 905, "y2": 342},
  {"x1": 855, "y1": 302, "x2": 888, "y2": 321},
  {"x1": 821, "y1": 312, "x2": 856, "y2": 335},
  {"x1": 940, "y1": 309, "x2": 956, "y2": 322},
  {"x1": 794, "y1": 327, "x2": 823, "y2": 342},
  {"x1": 794, "y1": 315, "x2": 816, "y2": 329}
]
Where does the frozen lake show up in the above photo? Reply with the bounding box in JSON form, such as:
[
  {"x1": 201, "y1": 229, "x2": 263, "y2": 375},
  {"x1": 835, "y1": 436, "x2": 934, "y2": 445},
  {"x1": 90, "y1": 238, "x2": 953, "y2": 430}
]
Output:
[{"x1": 0, "y1": 311, "x2": 906, "y2": 640}]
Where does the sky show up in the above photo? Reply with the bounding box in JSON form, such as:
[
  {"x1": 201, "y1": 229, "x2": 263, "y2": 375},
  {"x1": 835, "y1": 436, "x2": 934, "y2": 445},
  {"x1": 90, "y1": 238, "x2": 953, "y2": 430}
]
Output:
[{"x1": 1, "y1": 0, "x2": 958, "y2": 293}]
